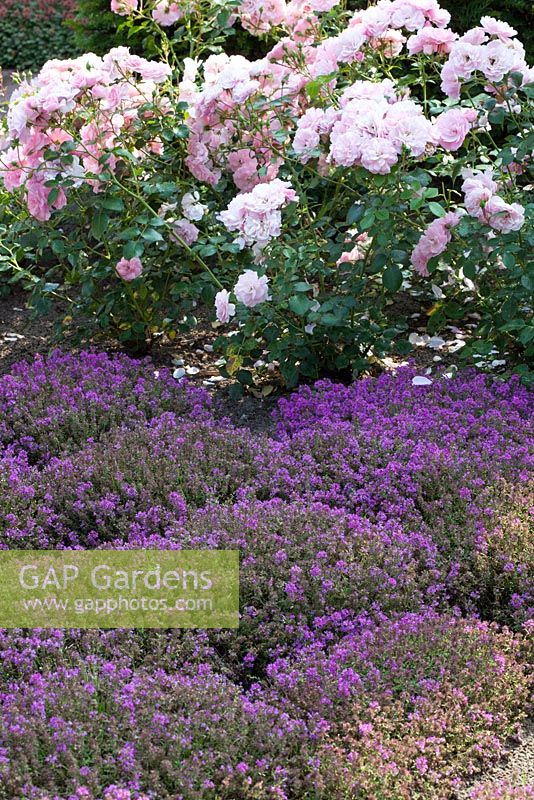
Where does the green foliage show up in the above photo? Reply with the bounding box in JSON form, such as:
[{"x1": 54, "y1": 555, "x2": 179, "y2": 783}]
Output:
[
  {"x1": 0, "y1": 1, "x2": 79, "y2": 72},
  {"x1": 72, "y1": 0, "x2": 146, "y2": 56},
  {"x1": 1, "y1": 1, "x2": 533, "y2": 383},
  {"x1": 73, "y1": 0, "x2": 269, "y2": 61}
]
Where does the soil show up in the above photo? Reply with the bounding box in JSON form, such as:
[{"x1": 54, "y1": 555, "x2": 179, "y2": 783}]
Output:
[{"x1": 457, "y1": 722, "x2": 534, "y2": 797}]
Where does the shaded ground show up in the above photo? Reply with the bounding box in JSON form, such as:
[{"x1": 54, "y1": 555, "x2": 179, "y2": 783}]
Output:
[
  {"x1": 0, "y1": 290, "x2": 279, "y2": 431},
  {"x1": 458, "y1": 722, "x2": 534, "y2": 797}
]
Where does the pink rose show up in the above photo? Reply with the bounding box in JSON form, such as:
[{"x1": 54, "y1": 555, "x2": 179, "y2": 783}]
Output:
[
  {"x1": 484, "y1": 196, "x2": 525, "y2": 232},
  {"x1": 110, "y1": 0, "x2": 138, "y2": 15},
  {"x1": 440, "y1": 61, "x2": 461, "y2": 99},
  {"x1": 389, "y1": 3, "x2": 426, "y2": 32},
  {"x1": 215, "y1": 289, "x2": 236, "y2": 323},
  {"x1": 360, "y1": 138, "x2": 398, "y2": 174},
  {"x1": 369, "y1": 29, "x2": 406, "y2": 58},
  {"x1": 480, "y1": 15, "x2": 517, "y2": 42},
  {"x1": 116, "y1": 257, "x2": 143, "y2": 281},
  {"x1": 410, "y1": 212, "x2": 460, "y2": 276},
  {"x1": 234, "y1": 270, "x2": 270, "y2": 307},
  {"x1": 26, "y1": 176, "x2": 67, "y2": 221},
  {"x1": 361, "y1": 5, "x2": 391, "y2": 38},
  {"x1": 152, "y1": 1, "x2": 185, "y2": 26},
  {"x1": 433, "y1": 108, "x2": 476, "y2": 151},
  {"x1": 407, "y1": 27, "x2": 458, "y2": 55},
  {"x1": 123, "y1": 55, "x2": 172, "y2": 83},
  {"x1": 171, "y1": 218, "x2": 200, "y2": 245}
]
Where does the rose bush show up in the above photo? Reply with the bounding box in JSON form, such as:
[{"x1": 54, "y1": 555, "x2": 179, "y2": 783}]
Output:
[{"x1": 0, "y1": 0, "x2": 532, "y2": 380}]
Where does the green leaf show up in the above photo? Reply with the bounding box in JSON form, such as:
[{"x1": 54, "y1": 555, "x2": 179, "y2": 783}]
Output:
[
  {"x1": 199, "y1": 245, "x2": 217, "y2": 257},
  {"x1": 360, "y1": 210, "x2": 376, "y2": 230},
  {"x1": 371, "y1": 253, "x2": 387, "y2": 272},
  {"x1": 382, "y1": 265, "x2": 403, "y2": 292},
  {"x1": 101, "y1": 197, "x2": 125, "y2": 212},
  {"x1": 48, "y1": 188, "x2": 60, "y2": 206},
  {"x1": 463, "y1": 261, "x2": 477, "y2": 280},
  {"x1": 289, "y1": 295, "x2": 312, "y2": 316},
  {"x1": 228, "y1": 383, "x2": 244, "y2": 401},
  {"x1": 236, "y1": 369, "x2": 254, "y2": 386},
  {"x1": 519, "y1": 327, "x2": 534, "y2": 345},
  {"x1": 488, "y1": 107, "x2": 505, "y2": 125},
  {"x1": 124, "y1": 241, "x2": 144, "y2": 259},
  {"x1": 141, "y1": 228, "x2": 164, "y2": 243},
  {"x1": 427, "y1": 202, "x2": 446, "y2": 218},
  {"x1": 305, "y1": 72, "x2": 336, "y2": 100},
  {"x1": 347, "y1": 204, "x2": 364, "y2": 225},
  {"x1": 91, "y1": 209, "x2": 109, "y2": 239}
]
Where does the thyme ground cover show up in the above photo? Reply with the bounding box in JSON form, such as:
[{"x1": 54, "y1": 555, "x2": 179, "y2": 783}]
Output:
[{"x1": 0, "y1": 351, "x2": 532, "y2": 799}]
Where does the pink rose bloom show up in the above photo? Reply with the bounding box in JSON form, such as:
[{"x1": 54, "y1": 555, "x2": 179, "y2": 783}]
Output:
[
  {"x1": 407, "y1": 27, "x2": 458, "y2": 55},
  {"x1": 462, "y1": 170, "x2": 498, "y2": 219},
  {"x1": 293, "y1": 125, "x2": 321, "y2": 159},
  {"x1": 360, "y1": 138, "x2": 398, "y2": 174},
  {"x1": 410, "y1": 211, "x2": 460, "y2": 276},
  {"x1": 309, "y1": 39, "x2": 339, "y2": 77},
  {"x1": 448, "y1": 41, "x2": 487, "y2": 78},
  {"x1": 462, "y1": 169, "x2": 498, "y2": 197},
  {"x1": 480, "y1": 16, "x2": 517, "y2": 42},
  {"x1": 440, "y1": 61, "x2": 461, "y2": 99},
  {"x1": 171, "y1": 218, "x2": 200, "y2": 245},
  {"x1": 116, "y1": 257, "x2": 143, "y2": 281},
  {"x1": 0, "y1": 147, "x2": 29, "y2": 191},
  {"x1": 370, "y1": 29, "x2": 406, "y2": 57},
  {"x1": 227, "y1": 149, "x2": 261, "y2": 192},
  {"x1": 484, "y1": 196, "x2": 525, "y2": 232},
  {"x1": 238, "y1": 0, "x2": 286, "y2": 33},
  {"x1": 122, "y1": 54, "x2": 172, "y2": 83},
  {"x1": 389, "y1": 2, "x2": 426, "y2": 32},
  {"x1": 425, "y1": 4, "x2": 450, "y2": 28},
  {"x1": 152, "y1": 0, "x2": 184, "y2": 27},
  {"x1": 464, "y1": 185, "x2": 494, "y2": 219},
  {"x1": 433, "y1": 107, "x2": 477, "y2": 151},
  {"x1": 480, "y1": 39, "x2": 518, "y2": 82},
  {"x1": 110, "y1": 0, "x2": 138, "y2": 15},
  {"x1": 234, "y1": 270, "x2": 270, "y2": 307},
  {"x1": 26, "y1": 176, "x2": 67, "y2": 221},
  {"x1": 335, "y1": 25, "x2": 367, "y2": 63},
  {"x1": 152, "y1": 1, "x2": 185, "y2": 26},
  {"x1": 386, "y1": 103, "x2": 433, "y2": 156},
  {"x1": 336, "y1": 233, "x2": 369, "y2": 265},
  {"x1": 305, "y1": 0, "x2": 339, "y2": 10},
  {"x1": 214, "y1": 289, "x2": 236, "y2": 323},
  {"x1": 361, "y1": 5, "x2": 391, "y2": 38}
]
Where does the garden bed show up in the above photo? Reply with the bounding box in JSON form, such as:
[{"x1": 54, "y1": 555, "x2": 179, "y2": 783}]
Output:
[
  {"x1": 0, "y1": 339, "x2": 532, "y2": 799},
  {"x1": 0, "y1": 0, "x2": 532, "y2": 796}
]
